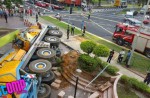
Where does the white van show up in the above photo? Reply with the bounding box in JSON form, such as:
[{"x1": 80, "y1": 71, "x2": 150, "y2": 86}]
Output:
[
  {"x1": 124, "y1": 11, "x2": 134, "y2": 21},
  {"x1": 140, "y1": 5, "x2": 150, "y2": 14}
]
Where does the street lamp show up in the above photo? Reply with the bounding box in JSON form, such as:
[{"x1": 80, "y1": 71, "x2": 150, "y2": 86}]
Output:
[{"x1": 127, "y1": 0, "x2": 150, "y2": 66}]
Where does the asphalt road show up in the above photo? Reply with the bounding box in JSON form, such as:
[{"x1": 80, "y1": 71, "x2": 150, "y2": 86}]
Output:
[
  {"x1": 61, "y1": 11, "x2": 149, "y2": 41},
  {"x1": 24, "y1": 2, "x2": 149, "y2": 41}
]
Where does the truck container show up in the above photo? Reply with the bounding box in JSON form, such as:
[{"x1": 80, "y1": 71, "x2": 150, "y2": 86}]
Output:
[{"x1": 113, "y1": 23, "x2": 150, "y2": 58}]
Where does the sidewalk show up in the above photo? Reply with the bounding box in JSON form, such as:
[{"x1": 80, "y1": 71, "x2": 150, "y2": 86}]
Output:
[
  {"x1": 27, "y1": 16, "x2": 145, "y2": 82},
  {"x1": 0, "y1": 17, "x2": 26, "y2": 29}
]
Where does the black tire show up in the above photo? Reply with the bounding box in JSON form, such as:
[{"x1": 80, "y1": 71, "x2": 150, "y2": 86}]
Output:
[
  {"x1": 47, "y1": 30, "x2": 63, "y2": 38},
  {"x1": 145, "y1": 49, "x2": 150, "y2": 58},
  {"x1": 47, "y1": 26, "x2": 59, "y2": 30},
  {"x1": 117, "y1": 38, "x2": 124, "y2": 46},
  {"x1": 37, "y1": 48, "x2": 56, "y2": 59},
  {"x1": 42, "y1": 71, "x2": 55, "y2": 84},
  {"x1": 45, "y1": 36, "x2": 60, "y2": 48},
  {"x1": 29, "y1": 59, "x2": 52, "y2": 74},
  {"x1": 38, "y1": 83, "x2": 51, "y2": 98}
]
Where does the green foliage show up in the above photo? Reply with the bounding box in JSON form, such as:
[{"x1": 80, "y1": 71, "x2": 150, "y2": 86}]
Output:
[
  {"x1": 100, "y1": 62, "x2": 119, "y2": 75},
  {"x1": 78, "y1": 54, "x2": 99, "y2": 72},
  {"x1": 4, "y1": 0, "x2": 11, "y2": 9},
  {"x1": 80, "y1": 41, "x2": 96, "y2": 54},
  {"x1": 93, "y1": 44, "x2": 110, "y2": 57},
  {"x1": 120, "y1": 75, "x2": 150, "y2": 97}
]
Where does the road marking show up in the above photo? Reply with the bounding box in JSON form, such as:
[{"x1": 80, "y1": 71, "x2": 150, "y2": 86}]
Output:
[{"x1": 63, "y1": 16, "x2": 113, "y2": 34}]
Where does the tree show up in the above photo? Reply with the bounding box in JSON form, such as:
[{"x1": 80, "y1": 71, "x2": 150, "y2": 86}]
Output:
[
  {"x1": 93, "y1": 44, "x2": 110, "y2": 57},
  {"x1": 98, "y1": 0, "x2": 101, "y2": 6},
  {"x1": 80, "y1": 41, "x2": 96, "y2": 54},
  {"x1": 4, "y1": 0, "x2": 11, "y2": 9}
]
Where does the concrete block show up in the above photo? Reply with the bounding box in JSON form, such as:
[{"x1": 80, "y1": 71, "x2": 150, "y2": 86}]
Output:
[
  {"x1": 54, "y1": 71, "x2": 61, "y2": 77},
  {"x1": 55, "y1": 79, "x2": 62, "y2": 84},
  {"x1": 58, "y1": 91, "x2": 65, "y2": 98},
  {"x1": 68, "y1": 96, "x2": 74, "y2": 98},
  {"x1": 52, "y1": 67, "x2": 58, "y2": 71},
  {"x1": 51, "y1": 82, "x2": 60, "y2": 89},
  {"x1": 88, "y1": 92, "x2": 100, "y2": 98}
]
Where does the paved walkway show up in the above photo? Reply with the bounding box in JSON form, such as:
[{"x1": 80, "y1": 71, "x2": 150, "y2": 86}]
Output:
[
  {"x1": 0, "y1": 16, "x2": 26, "y2": 29},
  {"x1": 27, "y1": 16, "x2": 146, "y2": 83}
]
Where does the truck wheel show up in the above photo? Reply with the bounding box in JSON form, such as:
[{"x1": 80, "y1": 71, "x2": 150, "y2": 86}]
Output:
[
  {"x1": 117, "y1": 38, "x2": 124, "y2": 46},
  {"x1": 45, "y1": 36, "x2": 60, "y2": 48},
  {"x1": 29, "y1": 59, "x2": 52, "y2": 74},
  {"x1": 47, "y1": 30, "x2": 63, "y2": 38},
  {"x1": 42, "y1": 71, "x2": 55, "y2": 84},
  {"x1": 145, "y1": 49, "x2": 150, "y2": 58},
  {"x1": 37, "y1": 48, "x2": 56, "y2": 59},
  {"x1": 38, "y1": 83, "x2": 51, "y2": 98}
]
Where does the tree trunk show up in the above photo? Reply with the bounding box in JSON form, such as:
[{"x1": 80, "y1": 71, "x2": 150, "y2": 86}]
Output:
[{"x1": 98, "y1": 0, "x2": 101, "y2": 6}]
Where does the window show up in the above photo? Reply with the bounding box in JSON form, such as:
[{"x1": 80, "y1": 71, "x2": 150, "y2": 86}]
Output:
[{"x1": 116, "y1": 26, "x2": 123, "y2": 33}]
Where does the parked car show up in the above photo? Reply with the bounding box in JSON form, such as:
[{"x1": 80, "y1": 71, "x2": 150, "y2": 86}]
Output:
[
  {"x1": 124, "y1": 11, "x2": 134, "y2": 21},
  {"x1": 51, "y1": 4, "x2": 64, "y2": 10},
  {"x1": 36, "y1": 1, "x2": 47, "y2": 8}
]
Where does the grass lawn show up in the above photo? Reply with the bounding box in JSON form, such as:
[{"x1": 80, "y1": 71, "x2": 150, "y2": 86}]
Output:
[
  {"x1": 41, "y1": 16, "x2": 150, "y2": 75},
  {"x1": 117, "y1": 84, "x2": 139, "y2": 98},
  {"x1": 0, "y1": 30, "x2": 19, "y2": 48}
]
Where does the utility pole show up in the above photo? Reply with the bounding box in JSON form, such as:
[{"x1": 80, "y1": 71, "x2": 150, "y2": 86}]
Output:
[{"x1": 127, "y1": 0, "x2": 150, "y2": 66}]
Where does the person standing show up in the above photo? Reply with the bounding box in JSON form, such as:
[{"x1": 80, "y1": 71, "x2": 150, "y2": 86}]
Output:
[
  {"x1": 36, "y1": 13, "x2": 38, "y2": 22},
  {"x1": 81, "y1": 20, "x2": 84, "y2": 31},
  {"x1": 88, "y1": 12, "x2": 91, "y2": 20},
  {"x1": 144, "y1": 72, "x2": 150, "y2": 85},
  {"x1": 4, "y1": 12, "x2": 8, "y2": 23},
  {"x1": 37, "y1": 22, "x2": 42, "y2": 29},
  {"x1": 71, "y1": 24, "x2": 75, "y2": 35},
  {"x1": 117, "y1": 49, "x2": 125, "y2": 63},
  {"x1": 124, "y1": 50, "x2": 131, "y2": 67},
  {"x1": 82, "y1": 25, "x2": 86, "y2": 36},
  {"x1": 67, "y1": 25, "x2": 70, "y2": 39},
  {"x1": 107, "y1": 49, "x2": 115, "y2": 63}
]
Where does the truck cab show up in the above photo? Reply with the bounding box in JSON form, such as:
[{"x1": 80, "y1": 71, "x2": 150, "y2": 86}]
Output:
[{"x1": 113, "y1": 23, "x2": 135, "y2": 46}]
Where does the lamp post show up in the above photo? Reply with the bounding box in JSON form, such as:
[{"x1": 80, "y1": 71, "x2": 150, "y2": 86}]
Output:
[{"x1": 127, "y1": 0, "x2": 150, "y2": 66}]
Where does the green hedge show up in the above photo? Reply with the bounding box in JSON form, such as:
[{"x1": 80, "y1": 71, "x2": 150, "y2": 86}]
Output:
[
  {"x1": 0, "y1": 30, "x2": 19, "y2": 47},
  {"x1": 120, "y1": 75, "x2": 150, "y2": 97},
  {"x1": 93, "y1": 44, "x2": 110, "y2": 57},
  {"x1": 78, "y1": 54, "x2": 100, "y2": 72},
  {"x1": 100, "y1": 62, "x2": 119, "y2": 75},
  {"x1": 80, "y1": 41, "x2": 96, "y2": 54}
]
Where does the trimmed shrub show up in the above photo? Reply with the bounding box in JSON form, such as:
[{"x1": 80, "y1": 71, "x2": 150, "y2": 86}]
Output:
[
  {"x1": 93, "y1": 44, "x2": 110, "y2": 57},
  {"x1": 80, "y1": 41, "x2": 96, "y2": 54},
  {"x1": 100, "y1": 62, "x2": 119, "y2": 75},
  {"x1": 120, "y1": 75, "x2": 150, "y2": 97},
  {"x1": 78, "y1": 54, "x2": 99, "y2": 72}
]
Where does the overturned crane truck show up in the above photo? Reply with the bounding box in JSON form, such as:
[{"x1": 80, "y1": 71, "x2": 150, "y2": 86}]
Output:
[
  {"x1": 113, "y1": 23, "x2": 150, "y2": 58},
  {"x1": 0, "y1": 24, "x2": 62, "y2": 98}
]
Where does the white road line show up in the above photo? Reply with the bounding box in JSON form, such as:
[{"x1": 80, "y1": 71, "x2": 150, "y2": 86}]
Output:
[
  {"x1": 91, "y1": 16, "x2": 120, "y2": 23},
  {"x1": 63, "y1": 16, "x2": 113, "y2": 34}
]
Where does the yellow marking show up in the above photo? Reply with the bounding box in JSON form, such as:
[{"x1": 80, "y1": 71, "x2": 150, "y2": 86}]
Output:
[
  {"x1": 43, "y1": 52, "x2": 49, "y2": 55},
  {"x1": 38, "y1": 65, "x2": 43, "y2": 68}
]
